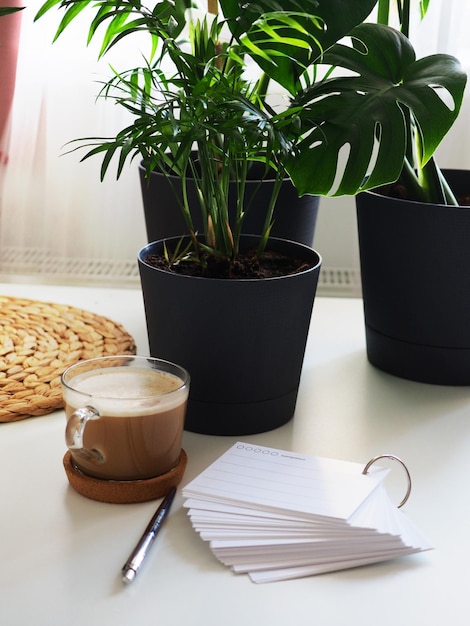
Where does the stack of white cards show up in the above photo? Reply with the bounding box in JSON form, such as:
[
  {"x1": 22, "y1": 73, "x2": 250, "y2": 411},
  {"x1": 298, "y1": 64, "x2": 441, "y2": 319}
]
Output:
[{"x1": 182, "y1": 442, "x2": 432, "y2": 583}]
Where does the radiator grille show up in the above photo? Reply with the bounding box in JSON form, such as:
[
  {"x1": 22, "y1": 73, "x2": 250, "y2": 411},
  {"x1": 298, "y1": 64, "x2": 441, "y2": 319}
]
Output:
[{"x1": 0, "y1": 246, "x2": 361, "y2": 296}]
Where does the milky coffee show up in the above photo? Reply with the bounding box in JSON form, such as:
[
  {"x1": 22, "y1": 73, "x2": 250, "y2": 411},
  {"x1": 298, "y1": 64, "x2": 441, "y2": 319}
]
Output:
[{"x1": 64, "y1": 366, "x2": 188, "y2": 481}]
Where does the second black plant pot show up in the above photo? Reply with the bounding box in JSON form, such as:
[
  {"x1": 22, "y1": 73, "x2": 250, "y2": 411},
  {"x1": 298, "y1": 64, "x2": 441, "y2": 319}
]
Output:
[
  {"x1": 138, "y1": 236, "x2": 322, "y2": 435},
  {"x1": 139, "y1": 161, "x2": 319, "y2": 247},
  {"x1": 356, "y1": 169, "x2": 470, "y2": 385}
]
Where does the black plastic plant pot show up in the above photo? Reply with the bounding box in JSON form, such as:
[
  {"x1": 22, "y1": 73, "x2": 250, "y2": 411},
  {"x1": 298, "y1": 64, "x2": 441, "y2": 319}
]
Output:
[
  {"x1": 139, "y1": 161, "x2": 319, "y2": 247},
  {"x1": 356, "y1": 170, "x2": 470, "y2": 385},
  {"x1": 138, "y1": 235, "x2": 322, "y2": 435}
]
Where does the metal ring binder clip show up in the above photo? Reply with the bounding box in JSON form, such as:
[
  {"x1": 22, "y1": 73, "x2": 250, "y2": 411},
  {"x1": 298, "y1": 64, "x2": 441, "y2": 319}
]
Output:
[{"x1": 362, "y1": 454, "x2": 412, "y2": 508}]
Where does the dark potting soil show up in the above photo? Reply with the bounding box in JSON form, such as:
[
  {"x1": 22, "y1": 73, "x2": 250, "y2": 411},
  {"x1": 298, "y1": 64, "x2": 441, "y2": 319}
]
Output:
[
  {"x1": 382, "y1": 182, "x2": 470, "y2": 206},
  {"x1": 457, "y1": 193, "x2": 470, "y2": 206},
  {"x1": 144, "y1": 249, "x2": 314, "y2": 279}
]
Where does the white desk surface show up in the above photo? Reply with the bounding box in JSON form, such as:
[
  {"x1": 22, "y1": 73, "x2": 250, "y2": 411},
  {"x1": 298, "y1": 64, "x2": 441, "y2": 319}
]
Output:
[{"x1": 1, "y1": 281, "x2": 469, "y2": 626}]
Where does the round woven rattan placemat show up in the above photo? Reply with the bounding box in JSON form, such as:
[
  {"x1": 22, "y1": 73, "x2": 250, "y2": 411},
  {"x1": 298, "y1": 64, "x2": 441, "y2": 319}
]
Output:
[{"x1": 0, "y1": 296, "x2": 136, "y2": 422}]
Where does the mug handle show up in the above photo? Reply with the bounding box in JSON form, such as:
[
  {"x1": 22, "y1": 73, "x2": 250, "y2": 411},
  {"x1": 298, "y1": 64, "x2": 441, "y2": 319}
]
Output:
[{"x1": 65, "y1": 406, "x2": 104, "y2": 464}]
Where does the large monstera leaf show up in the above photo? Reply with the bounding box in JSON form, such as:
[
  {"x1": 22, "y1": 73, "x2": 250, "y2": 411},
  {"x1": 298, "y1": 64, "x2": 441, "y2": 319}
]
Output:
[
  {"x1": 219, "y1": 0, "x2": 379, "y2": 94},
  {"x1": 286, "y1": 23, "x2": 467, "y2": 196}
]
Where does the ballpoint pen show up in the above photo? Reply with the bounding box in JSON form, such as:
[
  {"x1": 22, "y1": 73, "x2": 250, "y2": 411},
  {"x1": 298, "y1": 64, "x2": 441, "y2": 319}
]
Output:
[{"x1": 121, "y1": 486, "x2": 177, "y2": 584}]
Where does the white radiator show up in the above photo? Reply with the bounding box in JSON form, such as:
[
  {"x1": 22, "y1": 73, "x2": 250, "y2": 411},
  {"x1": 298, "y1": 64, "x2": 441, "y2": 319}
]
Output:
[{"x1": 0, "y1": 245, "x2": 362, "y2": 297}]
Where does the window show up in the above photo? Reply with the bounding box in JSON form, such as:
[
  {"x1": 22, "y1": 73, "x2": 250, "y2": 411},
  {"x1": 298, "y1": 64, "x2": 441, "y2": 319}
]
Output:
[{"x1": 1, "y1": 1, "x2": 468, "y2": 294}]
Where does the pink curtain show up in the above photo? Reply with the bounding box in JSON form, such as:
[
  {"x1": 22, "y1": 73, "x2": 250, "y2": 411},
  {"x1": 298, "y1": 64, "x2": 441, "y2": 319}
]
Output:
[{"x1": 0, "y1": 0, "x2": 22, "y2": 167}]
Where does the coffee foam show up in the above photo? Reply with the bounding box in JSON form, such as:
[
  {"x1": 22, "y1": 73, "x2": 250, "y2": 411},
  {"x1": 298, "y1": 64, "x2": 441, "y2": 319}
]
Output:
[{"x1": 65, "y1": 367, "x2": 187, "y2": 416}]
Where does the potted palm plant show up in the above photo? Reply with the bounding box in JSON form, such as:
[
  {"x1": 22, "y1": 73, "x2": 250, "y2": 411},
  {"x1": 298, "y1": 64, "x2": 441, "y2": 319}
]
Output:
[{"x1": 35, "y1": 0, "x2": 465, "y2": 432}]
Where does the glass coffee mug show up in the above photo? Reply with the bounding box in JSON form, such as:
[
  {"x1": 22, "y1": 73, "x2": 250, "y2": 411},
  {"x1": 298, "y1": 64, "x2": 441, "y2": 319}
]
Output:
[{"x1": 61, "y1": 356, "x2": 190, "y2": 481}]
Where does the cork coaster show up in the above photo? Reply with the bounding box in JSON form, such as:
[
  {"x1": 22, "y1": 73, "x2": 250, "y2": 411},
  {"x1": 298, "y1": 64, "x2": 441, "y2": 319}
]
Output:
[
  {"x1": 0, "y1": 295, "x2": 136, "y2": 422},
  {"x1": 63, "y1": 449, "x2": 188, "y2": 504}
]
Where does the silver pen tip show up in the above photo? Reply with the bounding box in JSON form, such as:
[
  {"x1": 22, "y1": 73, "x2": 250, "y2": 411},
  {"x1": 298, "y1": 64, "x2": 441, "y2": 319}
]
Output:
[{"x1": 122, "y1": 568, "x2": 136, "y2": 584}]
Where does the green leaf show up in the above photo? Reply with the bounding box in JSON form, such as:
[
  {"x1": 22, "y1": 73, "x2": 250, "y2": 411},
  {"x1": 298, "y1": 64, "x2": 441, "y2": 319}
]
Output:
[
  {"x1": 286, "y1": 23, "x2": 467, "y2": 196},
  {"x1": 0, "y1": 6, "x2": 24, "y2": 16},
  {"x1": 399, "y1": 53, "x2": 467, "y2": 163},
  {"x1": 34, "y1": 0, "x2": 62, "y2": 21},
  {"x1": 420, "y1": 0, "x2": 430, "y2": 19},
  {"x1": 48, "y1": 1, "x2": 90, "y2": 41},
  {"x1": 220, "y1": 0, "x2": 380, "y2": 93},
  {"x1": 35, "y1": 0, "x2": 188, "y2": 50}
]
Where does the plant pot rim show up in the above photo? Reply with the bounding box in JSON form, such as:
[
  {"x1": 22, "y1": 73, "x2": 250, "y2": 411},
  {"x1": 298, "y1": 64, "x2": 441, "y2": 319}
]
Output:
[
  {"x1": 359, "y1": 168, "x2": 470, "y2": 210},
  {"x1": 138, "y1": 235, "x2": 322, "y2": 283}
]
